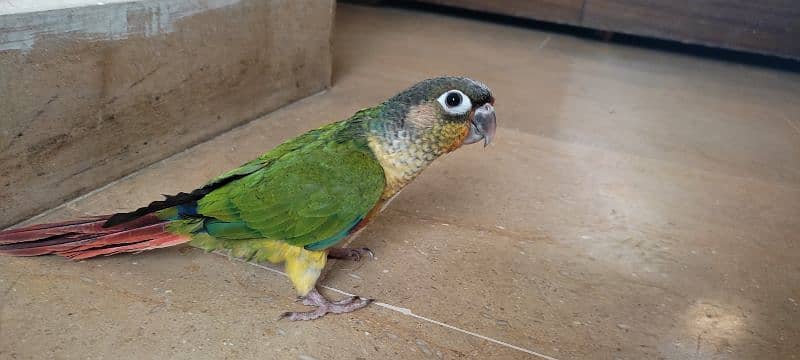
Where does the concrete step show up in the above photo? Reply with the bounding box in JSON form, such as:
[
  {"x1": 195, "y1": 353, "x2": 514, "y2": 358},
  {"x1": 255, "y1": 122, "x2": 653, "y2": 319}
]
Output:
[{"x1": 0, "y1": 0, "x2": 334, "y2": 227}]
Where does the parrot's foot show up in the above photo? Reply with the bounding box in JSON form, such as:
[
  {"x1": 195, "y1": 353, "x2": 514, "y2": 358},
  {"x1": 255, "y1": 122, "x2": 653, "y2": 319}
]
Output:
[
  {"x1": 327, "y1": 247, "x2": 374, "y2": 261},
  {"x1": 280, "y1": 288, "x2": 372, "y2": 321}
]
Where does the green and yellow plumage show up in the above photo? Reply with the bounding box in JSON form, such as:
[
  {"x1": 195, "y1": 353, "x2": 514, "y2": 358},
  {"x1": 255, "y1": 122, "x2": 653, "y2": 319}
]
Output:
[
  {"x1": 162, "y1": 111, "x2": 387, "y2": 295},
  {"x1": 162, "y1": 77, "x2": 493, "y2": 296}
]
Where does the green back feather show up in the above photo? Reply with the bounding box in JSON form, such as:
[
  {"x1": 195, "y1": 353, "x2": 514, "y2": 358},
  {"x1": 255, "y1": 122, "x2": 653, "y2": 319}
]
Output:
[{"x1": 191, "y1": 109, "x2": 385, "y2": 250}]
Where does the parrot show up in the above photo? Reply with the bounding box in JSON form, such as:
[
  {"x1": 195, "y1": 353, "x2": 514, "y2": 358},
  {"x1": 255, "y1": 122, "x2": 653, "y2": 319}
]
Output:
[{"x1": 0, "y1": 76, "x2": 496, "y2": 321}]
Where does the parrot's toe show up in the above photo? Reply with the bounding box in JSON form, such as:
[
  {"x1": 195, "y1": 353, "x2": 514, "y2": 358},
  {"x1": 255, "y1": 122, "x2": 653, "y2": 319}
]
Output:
[
  {"x1": 281, "y1": 288, "x2": 373, "y2": 321},
  {"x1": 327, "y1": 247, "x2": 375, "y2": 261},
  {"x1": 283, "y1": 294, "x2": 324, "y2": 320},
  {"x1": 332, "y1": 296, "x2": 362, "y2": 306},
  {"x1": 279, "y1": 308, "x2": 327, "y2": 321}
]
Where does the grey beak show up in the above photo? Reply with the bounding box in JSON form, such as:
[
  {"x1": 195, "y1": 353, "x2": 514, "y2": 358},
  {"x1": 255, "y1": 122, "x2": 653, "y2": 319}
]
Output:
[{"x1": 463, "y1": 103, "x2": 497, "y2": 147}]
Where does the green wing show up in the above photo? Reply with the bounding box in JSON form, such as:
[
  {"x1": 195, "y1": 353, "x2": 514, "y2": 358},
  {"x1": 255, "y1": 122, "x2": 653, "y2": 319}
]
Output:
[{"x1": 194, "y1": 118, "x2": 385, "y2": 250}]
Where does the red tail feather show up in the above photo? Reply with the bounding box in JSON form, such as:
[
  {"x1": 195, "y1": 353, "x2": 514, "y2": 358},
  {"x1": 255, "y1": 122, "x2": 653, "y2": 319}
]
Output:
[{"x1": 0, "y1": 214, "x2": 190, "y2": 259}]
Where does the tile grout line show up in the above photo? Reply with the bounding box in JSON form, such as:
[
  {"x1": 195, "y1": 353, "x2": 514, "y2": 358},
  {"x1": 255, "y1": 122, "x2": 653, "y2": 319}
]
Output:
[
  {"x1": 785, "y1": 116, "x2": 800, "y2": 138},
  {"x1": 213, "y1": 251, "x2": 560, "y2": 360},
  {"x1": 537, "y1": 35, "x2": 551, "y2": 50}
]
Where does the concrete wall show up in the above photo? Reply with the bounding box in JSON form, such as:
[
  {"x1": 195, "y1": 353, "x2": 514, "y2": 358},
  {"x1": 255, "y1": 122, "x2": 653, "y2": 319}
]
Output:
[{"x1": 0, "y1": 0, "x2": 335, "y2": 227}]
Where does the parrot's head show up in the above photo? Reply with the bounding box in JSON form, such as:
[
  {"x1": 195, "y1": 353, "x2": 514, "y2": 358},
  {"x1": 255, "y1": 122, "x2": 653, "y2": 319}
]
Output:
[
  {"x1": 385, "y1": 76, "x2": 496, "y2": 152},
  {"x1": 366, "y1": 77, "x2": 496, "y2": 196}
]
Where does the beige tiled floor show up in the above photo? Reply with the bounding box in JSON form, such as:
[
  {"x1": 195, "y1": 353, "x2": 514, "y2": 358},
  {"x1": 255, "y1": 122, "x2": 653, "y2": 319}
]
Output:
[{"x1": 2, "y1": 4, "x2": 799, "y2": 359}]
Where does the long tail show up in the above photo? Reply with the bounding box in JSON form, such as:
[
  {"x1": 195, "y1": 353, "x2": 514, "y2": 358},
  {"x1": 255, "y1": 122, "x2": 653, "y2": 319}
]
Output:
[{"x1": 0, "y1": 214, "x2": 191, "y2": 260}]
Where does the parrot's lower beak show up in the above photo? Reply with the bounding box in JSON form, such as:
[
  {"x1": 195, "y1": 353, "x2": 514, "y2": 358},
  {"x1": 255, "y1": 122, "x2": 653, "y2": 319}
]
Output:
[{"x1": 463, "y1": 103, "x2": 497, "y2": 147}]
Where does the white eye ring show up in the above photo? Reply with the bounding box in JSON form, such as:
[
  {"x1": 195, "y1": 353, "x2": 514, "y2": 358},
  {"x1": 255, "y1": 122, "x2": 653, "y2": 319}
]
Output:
[{"x1": 437, "y1": 89, "x2": 472, "y2": 116}]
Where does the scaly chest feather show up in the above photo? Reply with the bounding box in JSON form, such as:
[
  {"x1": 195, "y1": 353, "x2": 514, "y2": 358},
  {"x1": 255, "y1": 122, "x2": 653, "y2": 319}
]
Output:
[{"x1": 367, "y1": 122, "x2": 468, "y2": 199}]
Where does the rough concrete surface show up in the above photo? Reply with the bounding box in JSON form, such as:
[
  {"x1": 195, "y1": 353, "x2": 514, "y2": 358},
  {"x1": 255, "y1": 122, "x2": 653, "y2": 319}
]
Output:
[
  {"x1": 0, "y1": 0, "x2": 135, "y2": 15},
  {"x1": 0, "y1": 0, "x2": 334, "y2": 228},
  {"x1": 2, "y1": 3, "x2": 800, "y2": 359}
]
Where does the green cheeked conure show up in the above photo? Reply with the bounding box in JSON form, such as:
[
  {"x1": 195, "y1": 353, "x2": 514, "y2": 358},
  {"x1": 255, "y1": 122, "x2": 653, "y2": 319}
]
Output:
[{"x1": 0, "y1": 77, "x2": 496, "y2": 320}]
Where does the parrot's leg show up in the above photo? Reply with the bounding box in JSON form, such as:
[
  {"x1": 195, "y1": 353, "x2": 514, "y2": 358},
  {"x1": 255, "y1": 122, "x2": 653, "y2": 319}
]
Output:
[
  {"x1": 327, "y1": 247, "x2": 374, "y2": 261},
  {"x1": 280, "y1": 287, "x2": 372, "y2": 321}
]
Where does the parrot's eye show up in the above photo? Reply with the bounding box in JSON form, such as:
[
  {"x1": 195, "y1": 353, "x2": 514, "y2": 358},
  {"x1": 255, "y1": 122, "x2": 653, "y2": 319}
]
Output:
[
  {"x1": 446, "y1": 92, "x2": 461, "y2": 107},
  {"x1": 437, "y1": 90, "x2": 472, "y2": 116}
]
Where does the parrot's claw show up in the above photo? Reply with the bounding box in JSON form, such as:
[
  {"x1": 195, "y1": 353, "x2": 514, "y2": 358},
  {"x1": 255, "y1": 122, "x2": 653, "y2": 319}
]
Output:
[
  {"x1": 327, "y1": 247, "x2": 374, "y2": 261},
  {"x1": 281, "y1": 288, "x2": 373, "y2": 321}
]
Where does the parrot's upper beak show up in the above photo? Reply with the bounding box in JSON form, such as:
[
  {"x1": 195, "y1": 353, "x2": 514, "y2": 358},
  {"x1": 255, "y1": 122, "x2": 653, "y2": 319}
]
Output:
[{"x1": 463, "y1": 103, "x2": 497, "y2": 147}]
